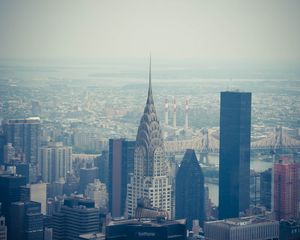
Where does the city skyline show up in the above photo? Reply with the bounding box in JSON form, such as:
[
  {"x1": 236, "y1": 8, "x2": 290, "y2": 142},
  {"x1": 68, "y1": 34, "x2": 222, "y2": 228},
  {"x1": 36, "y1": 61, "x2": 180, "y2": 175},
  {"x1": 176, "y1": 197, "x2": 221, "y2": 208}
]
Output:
[
  {"x1": 0, "y1": 60, "x2": 299, "y2": 239},
  {"x1": 0, "y1": 1, "x2": 299, "y2": 239}
]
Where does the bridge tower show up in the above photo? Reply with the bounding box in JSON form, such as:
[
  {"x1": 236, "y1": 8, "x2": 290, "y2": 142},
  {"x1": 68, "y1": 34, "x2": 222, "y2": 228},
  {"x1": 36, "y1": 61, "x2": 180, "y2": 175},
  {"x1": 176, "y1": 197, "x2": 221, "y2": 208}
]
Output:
[
  {"x1": 199, "y1": 129, "x2": 209, "y2": 164},
  {"x1": 271, "y1": 125, "x2": 284, "y2": 161}
]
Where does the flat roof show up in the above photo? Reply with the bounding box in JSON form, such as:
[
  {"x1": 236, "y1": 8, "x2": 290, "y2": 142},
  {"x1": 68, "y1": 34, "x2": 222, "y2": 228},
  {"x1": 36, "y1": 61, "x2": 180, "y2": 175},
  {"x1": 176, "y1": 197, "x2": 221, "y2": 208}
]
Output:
[
  {"x1": 206, "y1": 216, "x2": 277, "y2": 227},
  {"x1": 108, "y1": 218, "x2": 186, "y2": 227}
]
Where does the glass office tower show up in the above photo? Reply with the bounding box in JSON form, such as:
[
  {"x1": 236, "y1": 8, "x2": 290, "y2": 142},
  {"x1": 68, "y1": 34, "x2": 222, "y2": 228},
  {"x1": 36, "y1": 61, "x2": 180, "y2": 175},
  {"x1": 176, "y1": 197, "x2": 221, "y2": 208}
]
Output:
[{"x1": 219, "y1": 91, "x2": 252, "y2": 219}]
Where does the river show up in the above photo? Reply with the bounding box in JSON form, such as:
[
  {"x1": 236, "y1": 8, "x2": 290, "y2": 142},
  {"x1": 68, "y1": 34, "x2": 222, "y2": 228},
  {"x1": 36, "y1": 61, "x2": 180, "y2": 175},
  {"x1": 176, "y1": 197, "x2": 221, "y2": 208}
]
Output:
[{"x1": 206, "y1": 155, "x2": 273, "y2": 206}]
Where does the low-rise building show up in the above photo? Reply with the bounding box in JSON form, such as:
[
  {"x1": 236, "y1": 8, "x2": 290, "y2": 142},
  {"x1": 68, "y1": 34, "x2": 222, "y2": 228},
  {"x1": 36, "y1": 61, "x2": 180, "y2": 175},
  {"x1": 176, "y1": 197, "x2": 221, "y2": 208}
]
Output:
[
  {"x1": 204, "y1": 216, "x2": 279, "y2": 240},
  {"x1": 106, "y1": 218, "x2": 186, "y2": 240}
]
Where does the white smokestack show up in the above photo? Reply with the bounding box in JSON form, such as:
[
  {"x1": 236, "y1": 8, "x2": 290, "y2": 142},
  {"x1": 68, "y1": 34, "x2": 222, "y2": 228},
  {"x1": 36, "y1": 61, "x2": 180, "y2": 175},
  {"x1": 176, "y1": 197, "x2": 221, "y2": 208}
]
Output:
[
  {"x1": 173, "y1": 97, "x2": 177, "y2": 128},
  {"x1": 185, "y1": 99, "x2": 189, "y2": 131},
  {"x1": 165, "y1": 99, "x2": 169, "y2": 125}
]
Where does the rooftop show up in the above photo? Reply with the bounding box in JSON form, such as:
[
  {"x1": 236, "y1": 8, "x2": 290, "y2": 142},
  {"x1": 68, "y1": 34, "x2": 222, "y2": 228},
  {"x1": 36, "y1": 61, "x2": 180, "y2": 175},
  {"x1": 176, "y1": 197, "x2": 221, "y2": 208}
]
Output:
[
  {"x1": 79, "y1": 232, "x2": 105, "y2": 240},
  {"x1": 206, "y1": 216, "x2": 277, "y2": 227},
  {"x1": 108, "y1": 218, "x2": 186, "y2": 227}
]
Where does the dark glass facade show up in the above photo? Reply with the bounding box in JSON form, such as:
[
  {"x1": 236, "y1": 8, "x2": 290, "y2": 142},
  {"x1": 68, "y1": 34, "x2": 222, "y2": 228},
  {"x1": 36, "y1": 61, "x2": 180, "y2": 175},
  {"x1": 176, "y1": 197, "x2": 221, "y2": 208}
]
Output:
[
  {"x1": 106, "y1": 219, "x2": 186, "y2": 240},
  {"x1": 10, "y1": 201, "x2": 43, "y2": 240},
  {"x1": 0, "y1": 174, "x2": 27, "y2": 239},
  {"x1": 94, "y1": 150, "x2": 109, "y2": 185},
  {"x1": 79, "y1": 167, "x2": 99, "y2": 193},
  {"x1": 175, "y1": 149, "x2": 205, "y2": 229},
  {"x1": 9, "y1": 202, "x2": 25, "y2": 240},
  {"x1": 23, "y1": 201, "x2": 44, "y2": 240},
  {"x1": 219, "y1": 91, "x2": 251, "y2": 219},
  {"x1": 108, "y1": 139, "x2": 135, "y2": 218},
  {"x1": 0, "y1": 174, "x2": 26, "y2": 218},
  {"x1": 280, "y1": 220, "x2": 300, "y2": 240},
  {"x1": 260, "y1": 168, "x2": 272, "y2": 210},
  {"x1": 0, "y1": 135, "x2": 5, "y2": 165}
]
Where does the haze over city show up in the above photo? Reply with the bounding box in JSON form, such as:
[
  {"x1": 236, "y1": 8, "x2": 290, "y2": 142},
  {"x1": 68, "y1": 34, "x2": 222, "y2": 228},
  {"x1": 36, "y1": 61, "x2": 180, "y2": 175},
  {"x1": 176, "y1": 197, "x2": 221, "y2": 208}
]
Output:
[
  {"x1": 1, "y1": 0, "x2": 300, "y2": 63},
  {"x1": 0, "y1": 1, "x2": 299, "y2": 240}
]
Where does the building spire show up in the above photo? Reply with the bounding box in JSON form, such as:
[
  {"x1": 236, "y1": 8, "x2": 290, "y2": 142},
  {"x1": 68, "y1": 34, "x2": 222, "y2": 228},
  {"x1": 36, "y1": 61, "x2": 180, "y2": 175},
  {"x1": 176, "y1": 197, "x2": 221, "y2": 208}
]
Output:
[{"x1": 147, "y1": 55, "x2": 153, "y2": 104}]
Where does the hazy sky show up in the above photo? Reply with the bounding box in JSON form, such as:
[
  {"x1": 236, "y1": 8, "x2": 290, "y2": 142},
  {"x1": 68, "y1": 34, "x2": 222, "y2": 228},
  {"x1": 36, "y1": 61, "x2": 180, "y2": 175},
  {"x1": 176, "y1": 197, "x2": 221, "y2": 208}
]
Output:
[{"x1": 0, "y1": 0, "x2": 299, "y2": 63}]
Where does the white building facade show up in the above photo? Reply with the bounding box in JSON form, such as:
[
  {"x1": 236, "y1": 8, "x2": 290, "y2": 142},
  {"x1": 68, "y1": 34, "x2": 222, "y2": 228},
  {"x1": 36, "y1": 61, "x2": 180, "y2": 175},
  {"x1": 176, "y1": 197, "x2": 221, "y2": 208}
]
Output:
[
  {"x1": 85, "y1": 179, "x2": 108, "y2": 210},
  {"x1": 205, "y1": 217, "x2": 279, "y2": 240},
  {"x1": 39, "y1": 142, "x2": 72, "y2": 183}
]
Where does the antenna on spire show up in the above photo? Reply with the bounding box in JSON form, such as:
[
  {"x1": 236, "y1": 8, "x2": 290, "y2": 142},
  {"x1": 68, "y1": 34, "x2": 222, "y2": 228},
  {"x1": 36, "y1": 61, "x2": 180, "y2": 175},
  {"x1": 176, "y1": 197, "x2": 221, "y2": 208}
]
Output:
[
  {"x1": 149, "y1": 55, "x2": 152, "y2": 88},
  {"x1": 148, "y1": 54, "x2": 152, "y2": 99}
]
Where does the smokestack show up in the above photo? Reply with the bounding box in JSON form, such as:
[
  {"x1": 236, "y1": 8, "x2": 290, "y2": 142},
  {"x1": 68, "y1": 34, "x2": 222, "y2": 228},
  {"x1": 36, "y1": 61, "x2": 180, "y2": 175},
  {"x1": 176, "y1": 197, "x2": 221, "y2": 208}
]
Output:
[
  {"x1": 173, "y1": 97, "x2": 177, "y2": 128},
  {"x1": 165, "y1": 99, "x2": 169, "y2": 125},
  {"x1": 185, "y1": 99, "x2": 189, "y2": 131}
]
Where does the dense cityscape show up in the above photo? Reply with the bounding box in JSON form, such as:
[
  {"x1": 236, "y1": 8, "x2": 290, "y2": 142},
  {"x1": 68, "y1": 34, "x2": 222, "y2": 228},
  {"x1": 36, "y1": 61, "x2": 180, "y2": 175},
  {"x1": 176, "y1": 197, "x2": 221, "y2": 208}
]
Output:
[
  {"x1": 0, "y1": 1, "x2": 300, "y2": 240},
  {"x1": 0, "y1": 58, "x2": 299, "y2": 240}
]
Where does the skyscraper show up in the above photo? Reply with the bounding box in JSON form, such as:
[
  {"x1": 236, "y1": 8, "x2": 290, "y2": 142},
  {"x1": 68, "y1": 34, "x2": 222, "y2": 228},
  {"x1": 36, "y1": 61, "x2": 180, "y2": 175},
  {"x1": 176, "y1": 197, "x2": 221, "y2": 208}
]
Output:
[
  {"x1": 39, "y1": 142, "x2": 72, "y2": 183},
  {"x1": 19, "y1": 185, "x2": 31, "y2": 202},
  {"x1": 108, "y1": 138, "x2": 135, "y2": 218},
  {"x1": 0, "y1": 216, "x2": 7, "y2": 240},
  {"x1": 10, "y1": 201, "x2": 44, "y2": 240},
  {"x1": 219, "y1": 91, "x2": 252, "y2": 219},
  {"x1": 64, "y1": 172, "x2": 79, "y2": 196},
  {"x1": 0, "y1": 134, "x2": 5, "y2": 165},
  {"x1": 108, "y1": 138, "x2": 123, "y2": 218},
  {"x1": 85, "y1": 179, "x2": 108, "y2": 210},
  {"x1": 0, "y1": 174, "x2": 26, "y2": 218},
  {"x1": 31, "y1": 100, "x2": 41, "y2": 116},
  {"x1": 3, "y1": 118, "x2": 41, "y2": 182},
  {"x1": 273, "y1": 155, "x2": 299, "y2": 220},
  {"x1": 79, "y1": 167, "x2": 99, "y2": 193},
  {"x1": 9, "y1": 202, "x2": 24, "y2": 240},
  {"x1": 127, "y1": 58, "x2": 171, "y2": 218},
  {"x1": 30, "y1": 183, "x2": 47, "y2": 214},
  {"x1": 260, "y1": 168, "x2": 272, "y2": 211},
  {"x1": 4, "y1": 162, "x2": 30, "y2": 183},
  {"x1": 2, "y1": 118, "x2": 40, "y2": 165},
  {"x1": 23, "y1": 201, "x2": 44, "y2": 240},
  {"x1": 52, "y1": 197, "x2": 100, "y2": 240},
  {"x1": 94, "y1": 150, "x2": 109, "y2": 185},
  {"x1": 0, "y1": 174, "x2": 27, "y2": 239},
  {"x1": 122, "y1": 140, "x2": 135, "y2": 184},
  {"x1": 175, "y1": 149, "x2": 205, "y2": 229}
]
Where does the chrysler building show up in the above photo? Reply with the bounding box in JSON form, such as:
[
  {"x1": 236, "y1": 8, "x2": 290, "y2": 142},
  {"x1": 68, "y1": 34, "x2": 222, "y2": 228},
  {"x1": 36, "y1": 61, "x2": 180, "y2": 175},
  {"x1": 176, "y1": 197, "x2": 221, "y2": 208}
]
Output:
[{"x1": 127, "y1": 58, "x2": 171, "y2": 218}]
